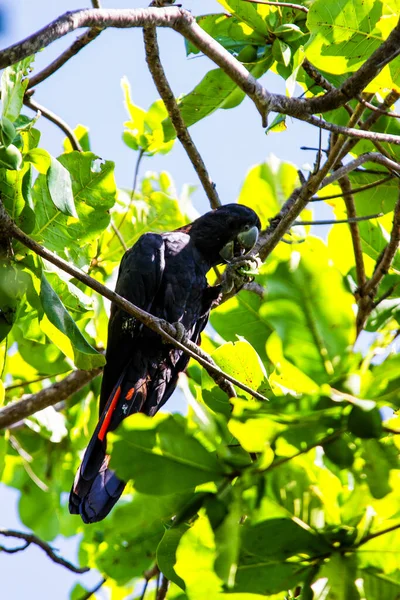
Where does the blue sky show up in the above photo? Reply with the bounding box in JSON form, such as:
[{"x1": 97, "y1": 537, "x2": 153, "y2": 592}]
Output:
[{"x1": 0, "y1": 1, "x2": 325, "y2": 598}]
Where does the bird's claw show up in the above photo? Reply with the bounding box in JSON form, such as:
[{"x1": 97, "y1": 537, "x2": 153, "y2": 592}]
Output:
[
  {"x1": 222, "y1": 255, "x2": 261, "y2": 295},
  {"x1": 160, "y1": 320, "x2": 187, "y2": 344}
]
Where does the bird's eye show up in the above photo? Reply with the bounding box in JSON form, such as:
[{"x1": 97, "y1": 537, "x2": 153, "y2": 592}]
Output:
[{"x1": 243, "y1": 224, "x2": 250, "y2": 231}]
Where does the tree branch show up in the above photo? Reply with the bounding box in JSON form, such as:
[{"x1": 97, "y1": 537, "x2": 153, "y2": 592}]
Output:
[
  {"x1": 23, "y1": 97, "x2": 83, "y2": 152},
  {"x1": 0, "y1": 202, "x2": 267, "y2": 406},
  {"x1": 78, "y1": 578, "x2": 107, "y2": 600},
  {"x1": 320, "y1": 153, "x2": 400, "y2": 190},
  {"x1": 311, "y1": 175, "x2": 394, "y2": 202},
  {"x1": 339, "y1": 176, "x2": 367, "y2": 287},
  {"x1": 27, "y1": 27, "x2": 103, "y2": 89},
  {"x1": 0, "y1": 367, "x2": 102, "y2": 430},
  {"x1": 143, "y1": 25, "x2": 221, "y2": 209},
  {"x1": 0, "y1": 529, "x2": 89, "y2": 573},
  {"x1": 363, "y1": 190, "x2": 400, "y2": 296},
  {"x1": 292, "y1": 213, "x2": 382, "y2": 226},
  {"x1": 1, "y1": 8, "x2": 399, "y2": 137}
]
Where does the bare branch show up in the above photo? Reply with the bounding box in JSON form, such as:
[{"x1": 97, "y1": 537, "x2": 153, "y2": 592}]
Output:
[
  {"x1": 363, "y1": 190, "x2": 400, "y2": 296},
  {"x1": 0, "y1": 202, "x2": 267, "y2": 404},
  {"x1": 143, "y1": 25, "x2": 221, "y2": 208},
  {"x1": 310, "y1": 175, "x2": 394, "y2": 202},
  {"x1": 321, "y1": 153, "x2": 400, "y2": 190},
  {"x1": 23, "y1": 97, "x2": 83, "y2": 152},
  {"x1": 339, "y1": 176, "x2": 367, "y2": 288},
  {"x1": 0, "y1": 367, "x2": 102, "y2": 430},
  {"x1": 78, "y1": 579, "x2": 107, "y2": 600},
  {"x1": 111, "y1": 221, "x2": 128, "y2": 251},
  {"x1": 292, "y1": 213, "x2": 382, "y2": 226},
  {"x1": 0, "y1": 529, "x2": 89, "y2": 573},
  {"x1": 1, "y1": 8, "x2": 399, "y2": 134},
  {"x1": 157, "y1": 574, "x2": 169, "y2": 600},
  {"x1": 27, "y1": 27, "x2": 102, "y2": 89}
]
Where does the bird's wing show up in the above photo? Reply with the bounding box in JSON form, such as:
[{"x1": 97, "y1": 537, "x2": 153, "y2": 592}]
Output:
[{"x1": 99, "y1": 232, "x2": 165, "y2": 414}]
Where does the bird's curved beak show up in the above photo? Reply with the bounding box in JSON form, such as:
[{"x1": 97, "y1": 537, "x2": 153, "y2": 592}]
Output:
[
  {"x1": 219, "y1": 226, "x2": 259, "y2": 262},
  {"x1": 237, "y1": 225, "x2": 259, "y2": 252},
  {"x1": 219, "y1": 240, "x2": 234, "y2": 262}
]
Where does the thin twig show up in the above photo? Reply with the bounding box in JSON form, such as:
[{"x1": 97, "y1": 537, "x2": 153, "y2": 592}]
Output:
[
  {"x1": 339, "y1": 176, "x2": 367, "y2": 287},
  {"x1": 143, "y1": 25, "x2": 220, "y2": 209},
  {"x1": 0, "y1": 367, "x2": 102, "y2": 430},
  {"x1": 78, "y1": 578, "x2": 107, "y2": 600},
  {"x1": 23, "y1": 97, "x2": 83, "y2": 152},
  {"x1": 27, "y1": 28, "x2": 103, "y2": 89},
  {"x1": 0, "y1": 202, "x2": 267, "y2": 406},
  {"x1": 156, "y1": 574, "x2": 169, "y2": 600},
  {"x1": 5, "y1": 371, "x2": 71, "y2": 391},
  {"x1": 310, "y1": 175, "x2": 394, "y2": 201},
  {"x1": 359, "y1": 522, "x2": 400, "y2": 545},
  {"x1": 292, "y1": 213, "x2": 382, "y2": 226},
  {"x1": 363, "y1": 190, "x2": 400, "y2": 296},
  {"x1": 111, "y1": 221, "x2": 128, "y2": 251},
  {"x1": 241, "y1": 0, "x2": 308, "y2": 11},
  {"x1": 0, "y1": 529, "x2": 89, "y2": 573},
  {"x1": 321, "y1": 153, "x2": 400, "y2": 190},
  {"x1": 109, "y1": 148, "x2": 145, "y2": 244}
]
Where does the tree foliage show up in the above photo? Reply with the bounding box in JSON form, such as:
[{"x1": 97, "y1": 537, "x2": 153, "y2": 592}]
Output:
[{"x1": 1, "y1": 0, "x2": 400, "y2": 599}]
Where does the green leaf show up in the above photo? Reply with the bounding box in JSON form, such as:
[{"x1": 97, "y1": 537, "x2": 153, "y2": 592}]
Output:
[
  {"x1": 175, "y1": 514, "x2": 223, "y2": 598},
  {"x1": 0, "y1": 144, "x2": 22, "y2": 170},
  {"x1": 186, "y1": 13, "x2": 266, "y2": 56},
  {"x1": 319, "y1": 553, "x2": 360, "y2": 600},
  {"x1": 363, "y1": 569, "x2": 400, "y2": 600},
  {"x1": 32, "y1": 151, "x2": 116, "y2": 265},
  {"x1": 305, "y1": 0, "x2": 400, "y2": 92},
  {"x1": 210, "y1": 290, "x2": 271, "y2": 363},
  {"x1": 81, "y1": 490, "x2": 189, "y2": 585},
  {"x1": 47, "y1": 156, "x2": 77, "y2": 217},
  {"x1": 260, "y1": 237, "x2": 356, "y2": 383},
  {"x1": 1, "y1": 56, "x2": 33, "y2": 122},
  {"x1": 18, "y1": 482, "x2": 60, "y2": 541},
  {"x1": 216, "y1": 0, "x2": 272, "y2": 36},
  {"x1": 201, "y1": 340, "x2": 270, "y2": 416},
  {"x1": 348, "y1": 405, "x2": 383, "y2": 439},
  {"x1": 40, "y1": 272, "x2": 104, "y2": 370},
  {"x1": 235, "y1": 559, "x2": 312, "y2": 595},
  {"x1": 157, "y1": 524, "x2": 189, "y2": 589},
  {"x1": 110, "y1": 414, "x2": 225, "y2": 495},
  {"x1": 162, "y1": 52, "x2": 273, "y2": 142},
  {"x1": 242, "y1": 517, "x2": 329, "y2": 560},
  {"x1": 0, "y1": 116, "x2": 16, "y2": 147}
]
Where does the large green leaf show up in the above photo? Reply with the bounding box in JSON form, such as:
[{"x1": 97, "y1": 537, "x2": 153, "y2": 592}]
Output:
[
  {"x1": 1, "y1": 56, "x2": 33, "y2": 122},
  {"x1": 175, "y1": 514, "x2": 223, "y2": 598},
  {"x1": 0, "y1": 165, "x2": 36, "y2": 233},
  {"x1": 260, "y1": 237, "x2": 355, "y2": 383},
  {"x1": 80, "y1": 491, "x2": 190, "y2": 584},
  {"x1": 40, "y1": 273, "x2": 104, "y2": 370},
  {"x1": 305, "y1": 0, "x2": 400, "y2": 91},
  {"x1": 186, "y1": 13, "x2": 266, "y2": 56},
  {"x1": 110, "y1": 414, "x2": 226, "y2": 495},
  {"x1": 210, "y1": 290, "x2": 272, "y2": 363},
  {"x1": 163, "y1": 52, "x2": 273, "y2": 141},
  {"x1": 32, "y1": 151, "x2": 116, "y2": 265}
]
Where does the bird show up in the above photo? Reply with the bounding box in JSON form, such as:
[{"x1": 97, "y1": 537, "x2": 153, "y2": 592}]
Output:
[{"x1": 69, "y1": 203, "x2": 261, "y2": 523}]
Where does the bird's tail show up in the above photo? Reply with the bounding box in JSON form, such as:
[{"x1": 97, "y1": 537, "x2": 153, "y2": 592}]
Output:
[{"x1": 69, "y1": 378, "x2": 128, "y2": 523}]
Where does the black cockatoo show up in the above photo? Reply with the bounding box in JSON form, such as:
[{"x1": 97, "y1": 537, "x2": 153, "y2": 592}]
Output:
[{"x1": 69, "y1": 203, "x2": 261, "y2": 523}]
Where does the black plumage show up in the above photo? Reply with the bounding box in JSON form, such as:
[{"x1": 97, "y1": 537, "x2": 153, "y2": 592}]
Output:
[{"x1": 69, "y1": 204, "x2": 260, "y2": 523}]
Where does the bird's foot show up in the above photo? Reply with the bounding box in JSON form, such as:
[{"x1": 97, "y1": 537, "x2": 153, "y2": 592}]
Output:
[
  {"x1": 160, "y1": 320, "x2": 187, "y2": 344},
  {"x1": 222, "y1": 255, "x2": 261, "y2": 295}
]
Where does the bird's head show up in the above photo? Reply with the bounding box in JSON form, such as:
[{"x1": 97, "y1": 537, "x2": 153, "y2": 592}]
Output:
[{"x1": 181, "y1": 204, "x2": 261, "y2": 267}]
